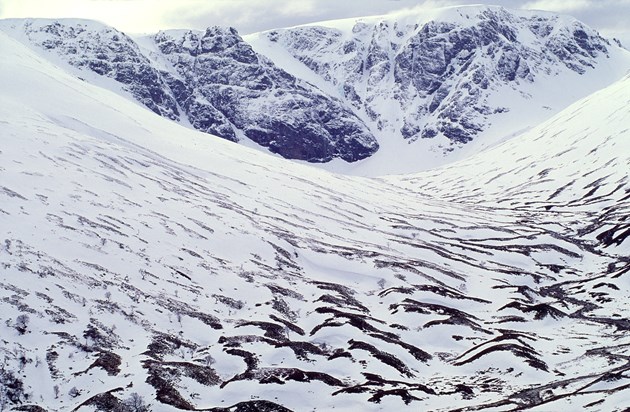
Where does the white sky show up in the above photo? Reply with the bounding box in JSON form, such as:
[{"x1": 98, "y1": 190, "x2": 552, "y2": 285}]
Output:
[{"x1": 0, "y1": 0, "x2": 628, "y2": 46}]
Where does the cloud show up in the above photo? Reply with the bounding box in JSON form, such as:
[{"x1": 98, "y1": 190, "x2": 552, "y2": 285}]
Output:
[
  {"x1": 0, "y1": 0, "x2": 628, "y2": 46},
  {"x1": 522, "y1": 0, "x2": 630, "y2": 26},
  {"x1": 0, "y1": 0, "x2": 176, "y2": 33},
  {"x1": 159, "y1": 0, "x2": 479, "y2": 34},
  {"x1": 521, "y1": 0, "x2": 630, "y2": 46},
  {"x1": 522, "y1": 0, "x2": 595, "y2": 12}
]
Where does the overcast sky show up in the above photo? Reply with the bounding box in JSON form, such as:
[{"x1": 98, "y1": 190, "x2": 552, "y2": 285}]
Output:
[{"x1": 0, "y1": 0, "x2": 628, "y2": 45}]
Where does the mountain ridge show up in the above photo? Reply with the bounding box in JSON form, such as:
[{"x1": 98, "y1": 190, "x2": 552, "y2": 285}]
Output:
[
  {"x1": 247, "y1": 4, "x2": 630, "y2": 174},
  {"x1": 2, "y1": 4, "x2": 629, "y2": 174}
]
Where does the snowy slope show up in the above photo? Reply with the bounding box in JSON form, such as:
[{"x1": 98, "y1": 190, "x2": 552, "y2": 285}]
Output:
[
  {"x1": 247, "y1": 4, "x2": 630, "y2": 175},
  {"x1": 1, "y1": 24, "x2": 629, "y2": 412}
]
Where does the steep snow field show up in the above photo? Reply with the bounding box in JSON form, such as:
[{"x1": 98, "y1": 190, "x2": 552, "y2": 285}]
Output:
[{"x1": 1, "y1": 20, "x2": 629, "y2": 412}]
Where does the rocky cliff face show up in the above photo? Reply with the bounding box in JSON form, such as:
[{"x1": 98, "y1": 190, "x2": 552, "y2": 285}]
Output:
[
  {"x1": 0, "y1": 19, "x2": 378, "y2": 163},
  {"x1": 152, "y1": 27, "x2": 378, "y2": 162},
  {"x1": 258, "y1": 6, "x2": 614, "y2": 145}
]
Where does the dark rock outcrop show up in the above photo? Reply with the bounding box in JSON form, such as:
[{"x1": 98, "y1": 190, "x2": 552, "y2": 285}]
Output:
[{"x1": 153, "y1": 27, "x2": 378, "y2": 162}]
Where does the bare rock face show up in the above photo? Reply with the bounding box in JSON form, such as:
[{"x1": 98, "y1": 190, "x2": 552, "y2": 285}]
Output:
[
  {"x1": 1, "y1": 6, "x2": 617, "y2": 164},
  {"x1": 153, "y1": 27, "x2": 378, "y2": 162}
]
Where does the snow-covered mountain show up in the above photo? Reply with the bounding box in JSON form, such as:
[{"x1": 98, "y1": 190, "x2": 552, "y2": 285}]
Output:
[
  {"x1": 247, "y1": 5, "x2": 630, "y2": 174},
  {"x1": 0, "y1": 19, "x2": 378, "y2": 163},
  {"x1": 2, "y1": 4, "x2": 629, "y2": 173},
  {"x1": 1, "y1": 16, "x2": 629, "y2": 412}
]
